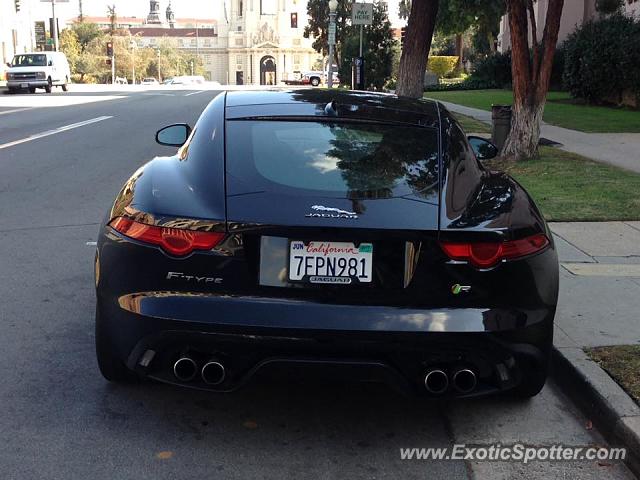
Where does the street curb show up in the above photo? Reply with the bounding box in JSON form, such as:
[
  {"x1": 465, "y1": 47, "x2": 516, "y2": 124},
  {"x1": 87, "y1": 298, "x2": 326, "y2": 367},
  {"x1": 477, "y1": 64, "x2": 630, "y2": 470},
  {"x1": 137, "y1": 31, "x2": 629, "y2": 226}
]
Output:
[{"x1": 552, "y1": 345, "x2": 640, "y2": 475}]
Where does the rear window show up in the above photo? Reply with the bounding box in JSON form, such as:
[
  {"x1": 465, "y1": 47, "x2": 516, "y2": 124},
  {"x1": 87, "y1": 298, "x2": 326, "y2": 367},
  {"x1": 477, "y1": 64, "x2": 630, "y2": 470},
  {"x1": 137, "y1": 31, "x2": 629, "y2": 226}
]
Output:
[{"x1": 226, "y1": 120, "x2": 439, "y2": 199}]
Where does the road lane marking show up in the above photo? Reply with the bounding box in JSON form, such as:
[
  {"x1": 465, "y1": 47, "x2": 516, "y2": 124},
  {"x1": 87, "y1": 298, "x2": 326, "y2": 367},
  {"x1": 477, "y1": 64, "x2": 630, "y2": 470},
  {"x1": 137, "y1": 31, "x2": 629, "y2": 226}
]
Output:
[
  {"x1": 141, "y1": 92, "x2": 175, "y2": 96},
  {"x1": 0, "y1": 116, "x2": 113, "y2": 150},
  {"x1": 184, "y1": 90, "x2": 206, "y2": 96},
  {"x1": 0, "y1": 108, "x2": 32, "y2": 116},
  {"x1": 86, "y1": 241, "x2": 97, "y2": 246}
]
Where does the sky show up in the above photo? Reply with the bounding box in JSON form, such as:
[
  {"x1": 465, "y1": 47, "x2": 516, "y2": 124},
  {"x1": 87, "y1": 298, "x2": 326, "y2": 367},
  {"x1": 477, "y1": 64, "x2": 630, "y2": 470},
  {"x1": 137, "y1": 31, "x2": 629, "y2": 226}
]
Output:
[{"x1": 29, "y1": 0, "x2": 404, "y2": 26}]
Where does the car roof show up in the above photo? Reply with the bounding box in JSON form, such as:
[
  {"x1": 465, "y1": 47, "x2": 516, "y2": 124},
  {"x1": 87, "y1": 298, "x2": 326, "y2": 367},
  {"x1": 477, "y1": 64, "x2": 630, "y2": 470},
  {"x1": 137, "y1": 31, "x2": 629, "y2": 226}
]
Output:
[{"x1": 225, "y1": 89, "x2": 440, "y2": 128}]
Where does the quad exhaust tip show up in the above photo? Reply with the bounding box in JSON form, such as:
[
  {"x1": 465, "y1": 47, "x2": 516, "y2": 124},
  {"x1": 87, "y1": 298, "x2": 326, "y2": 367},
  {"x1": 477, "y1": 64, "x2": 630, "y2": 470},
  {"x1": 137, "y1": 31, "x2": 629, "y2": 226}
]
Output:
[
  {"x1": 452, "y1": 368, "x2": 477, "y2": 394},
  {"x1": 424, "y1": 369, "x2": 449, "y2": 394},
  {"x1": 173, "y1": 356, "x2": 197, "y2": 382},
  {"x1": 201, "y1": 360, "x2": 226, "y2": 385}
]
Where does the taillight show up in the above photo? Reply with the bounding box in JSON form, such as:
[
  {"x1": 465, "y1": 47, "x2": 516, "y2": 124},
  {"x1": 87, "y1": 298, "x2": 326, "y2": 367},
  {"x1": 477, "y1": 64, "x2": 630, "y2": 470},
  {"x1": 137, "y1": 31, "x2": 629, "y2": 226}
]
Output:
[
  {"x1": 109, "y1": 217, "x2": 225, "y2": 256},
  {"x1": 440, "y1": 233, "x2": 549, "y2": 268}
]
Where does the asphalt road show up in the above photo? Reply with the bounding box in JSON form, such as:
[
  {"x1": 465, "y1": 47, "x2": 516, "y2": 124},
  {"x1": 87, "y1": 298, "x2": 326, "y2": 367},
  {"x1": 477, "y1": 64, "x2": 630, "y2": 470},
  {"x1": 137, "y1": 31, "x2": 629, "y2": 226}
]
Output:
[{"x1": 0, "y1": 86, "x2": 634, "y2": 480}]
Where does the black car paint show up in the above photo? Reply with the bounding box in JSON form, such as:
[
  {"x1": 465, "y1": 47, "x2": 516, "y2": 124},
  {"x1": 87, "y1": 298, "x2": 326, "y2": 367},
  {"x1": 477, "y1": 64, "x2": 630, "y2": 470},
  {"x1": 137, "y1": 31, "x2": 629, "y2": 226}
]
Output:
[{"x1": 96, "y1": 89, "x2": 558, "y2": 397}]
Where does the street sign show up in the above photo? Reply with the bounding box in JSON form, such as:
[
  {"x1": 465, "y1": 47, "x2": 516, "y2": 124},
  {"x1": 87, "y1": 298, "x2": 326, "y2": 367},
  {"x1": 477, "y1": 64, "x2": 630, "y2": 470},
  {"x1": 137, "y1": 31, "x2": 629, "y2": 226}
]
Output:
[
  {"x1": 35, "y1": 21, "x2": 46, "y2": 49},
  {"x1": 352, "y1": 3, "x2": 373, "y2": 25}
]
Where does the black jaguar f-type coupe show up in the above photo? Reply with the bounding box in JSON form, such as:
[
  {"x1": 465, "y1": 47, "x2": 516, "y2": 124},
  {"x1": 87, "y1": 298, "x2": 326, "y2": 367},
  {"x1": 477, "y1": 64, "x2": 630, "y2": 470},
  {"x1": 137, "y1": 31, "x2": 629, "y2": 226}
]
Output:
[{"x1": 95, "y1": 89, "x2": 558, "y2": 398}]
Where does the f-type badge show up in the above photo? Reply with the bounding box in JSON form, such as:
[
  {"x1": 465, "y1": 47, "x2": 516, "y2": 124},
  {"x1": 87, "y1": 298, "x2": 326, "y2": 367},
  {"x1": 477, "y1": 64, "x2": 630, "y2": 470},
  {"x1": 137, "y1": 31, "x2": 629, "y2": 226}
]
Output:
[
  {"x1": 305, "y1": 205, "x2": 358, "y2": 219},
  {"x1": 451, "y1": 284, "x2": 472, "y2": 295}
]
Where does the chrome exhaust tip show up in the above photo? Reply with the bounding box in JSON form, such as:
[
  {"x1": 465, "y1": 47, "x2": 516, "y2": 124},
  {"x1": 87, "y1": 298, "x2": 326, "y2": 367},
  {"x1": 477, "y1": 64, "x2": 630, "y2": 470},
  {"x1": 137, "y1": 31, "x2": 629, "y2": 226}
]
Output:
[
  {"x1": 452, "y1": 368, "x2": 477, "y2": 394},
  {"x1": 173, "y1": 356, "x2": 197, "y2": 382},
  {"x1": 201, "y1": 360, "x2": 226, "y2": 385},
  {"x1": 424, "y1": 369, "x2": 449, "y2": 394}
]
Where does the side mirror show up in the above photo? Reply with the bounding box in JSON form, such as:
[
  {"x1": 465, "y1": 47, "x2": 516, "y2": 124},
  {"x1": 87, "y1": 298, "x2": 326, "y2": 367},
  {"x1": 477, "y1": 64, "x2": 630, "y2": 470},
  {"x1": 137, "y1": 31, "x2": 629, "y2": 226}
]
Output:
[
  {"x1": 48, "y1": 60, "x2": 53, "y2": 66},
  {"x1": 468, "y1": 136, "x2": 499, "y2": 161},
  {"x1": 155, "y1": 123, "x2": 191, "y2": 147}
]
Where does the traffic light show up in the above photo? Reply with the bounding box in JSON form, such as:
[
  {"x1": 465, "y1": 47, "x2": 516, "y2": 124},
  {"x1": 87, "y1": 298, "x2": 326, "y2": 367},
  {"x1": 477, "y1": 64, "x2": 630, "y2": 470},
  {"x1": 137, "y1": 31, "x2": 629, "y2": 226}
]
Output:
[
  {"x1": 400, "y1": 27, "x2": 407, "y2": 48},
  {"x1": 15, "y1": 0, "x2": 20, "y2": 12},
  {"x1": 106, "y1": 41, "x2": 113, "y2": 57}
]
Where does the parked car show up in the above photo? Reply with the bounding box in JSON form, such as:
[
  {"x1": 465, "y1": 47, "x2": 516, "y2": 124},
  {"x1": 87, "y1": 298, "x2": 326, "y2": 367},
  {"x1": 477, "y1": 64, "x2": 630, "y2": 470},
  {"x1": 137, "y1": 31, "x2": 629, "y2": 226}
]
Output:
[
  {"x1": 95, "y1": 89, "x2": 558, "y2": 398},
  {"x1": 141, "y1": 77, "x2": 159, "y2": 85},
  {"x1": 6, "y1": 52, "x2": 70, "y2": 93},
  {"x1": 283, "y1": 69, "x2": 340, "y2": 87},
  {"x1": 163, "y1": 75, "x2": 206, "y2": 86}
]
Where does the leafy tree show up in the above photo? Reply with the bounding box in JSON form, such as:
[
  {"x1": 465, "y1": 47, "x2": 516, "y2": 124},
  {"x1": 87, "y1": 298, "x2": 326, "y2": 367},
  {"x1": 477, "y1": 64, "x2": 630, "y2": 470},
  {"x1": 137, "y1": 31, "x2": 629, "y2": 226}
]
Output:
[
  {"x1": 303, "y1": 0, "x2": 352, "y2": 68},
  {"x1": 596, "y1": 0, "x2": 623, "y2": 14},
  {"x1": 501, "y1": 0, "x2": 565, "y2": 160},
  {"x1": 337, "y1": 2, "x2": 395, "y2": 89},
  {"x1": 396, "y1": 0, "x2": 439, "y2": 97},
  {"x1": 71, "y1": 21, "x2": 103, "y2": 52},
  {"x1": 437, "y1": 0, "x2": 506, "y2": 67},
  {"x1": 396, "y1": 0, "x2": 505, "y2": 96},
  {"x1": 59, "y1": 28, "x2": 81, "y2": 73}
]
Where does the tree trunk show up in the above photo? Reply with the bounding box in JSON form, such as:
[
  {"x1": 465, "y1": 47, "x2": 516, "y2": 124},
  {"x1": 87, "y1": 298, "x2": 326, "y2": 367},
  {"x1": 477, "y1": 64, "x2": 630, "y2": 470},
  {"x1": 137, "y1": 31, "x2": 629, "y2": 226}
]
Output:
[
  {"x1": 502, "y1": 0, "x2": 564, "y2": 160},
  {"x1": 396, "y1": 0, "x2": 439, "y2": 98},
  {"x1": 454, "y1": 34, "x2": 463, "y2": 71}
]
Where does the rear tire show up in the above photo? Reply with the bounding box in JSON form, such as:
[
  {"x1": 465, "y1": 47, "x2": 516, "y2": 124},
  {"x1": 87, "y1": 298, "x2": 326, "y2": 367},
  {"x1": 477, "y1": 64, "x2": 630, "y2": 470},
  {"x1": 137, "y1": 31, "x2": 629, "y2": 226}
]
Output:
[
  {"x1": 45, "y1": 78, "x2": 52, "y2": 93},
  {"x1": 7, "y1": 87, "x2": 17, "y2": 94},
  {"x1": 95, "y1": 306, "x2": 138, "y2": 383},
  {"x1": 62, "y1": 78, "x2": 68, "y2": 92}
]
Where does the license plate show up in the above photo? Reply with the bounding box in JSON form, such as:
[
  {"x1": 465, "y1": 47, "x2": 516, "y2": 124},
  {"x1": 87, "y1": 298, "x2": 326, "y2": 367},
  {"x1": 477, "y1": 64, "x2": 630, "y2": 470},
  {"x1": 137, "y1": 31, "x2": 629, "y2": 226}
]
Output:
[
  {"x1": 288, "y1": 240, "x2": 373, "y2": 284},
  {"x1": 21, "y1": 83, "x2": 28, "y2": 88}
]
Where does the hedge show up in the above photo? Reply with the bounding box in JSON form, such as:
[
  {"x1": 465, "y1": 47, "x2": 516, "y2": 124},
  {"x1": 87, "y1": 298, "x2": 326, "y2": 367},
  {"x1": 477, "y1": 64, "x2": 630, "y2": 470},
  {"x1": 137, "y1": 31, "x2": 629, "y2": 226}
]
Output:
[
  {"x1": 427, "y1": 56, "x2": 459, "y2": 78},
  {"x1": 563, "y1": 13, "x2": 640, "y2": 104}
]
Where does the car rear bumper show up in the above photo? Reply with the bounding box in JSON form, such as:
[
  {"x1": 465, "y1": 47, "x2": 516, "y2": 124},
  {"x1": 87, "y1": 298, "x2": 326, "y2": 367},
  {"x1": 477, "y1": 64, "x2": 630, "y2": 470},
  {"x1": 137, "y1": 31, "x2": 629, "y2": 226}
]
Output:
[
  {"x1": 7, "y1": 80, "x2": 48, "y2": 88},
  {"x1": 98, "y1": 292, "x2": 555, "y2": 396}
]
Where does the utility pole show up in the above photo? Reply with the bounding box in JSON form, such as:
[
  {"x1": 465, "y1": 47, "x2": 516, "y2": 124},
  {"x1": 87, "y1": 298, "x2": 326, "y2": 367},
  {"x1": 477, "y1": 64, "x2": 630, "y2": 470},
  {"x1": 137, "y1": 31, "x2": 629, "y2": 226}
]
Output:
[
  {"x1": 129, "y1": 39, "x2": 136, "y2": 84},
  {"x1": 51, "y1": 0, "x2": 59, "y2": 51},
  {"x1": 157, "y1": 48, "x2": 161, "y2": 82},
  {"x1": 327, "y1": 0, "x2": 337, "y2": 88},
  {"x1": 195, "y1": 22, "x2": 199, "y2": 56}
]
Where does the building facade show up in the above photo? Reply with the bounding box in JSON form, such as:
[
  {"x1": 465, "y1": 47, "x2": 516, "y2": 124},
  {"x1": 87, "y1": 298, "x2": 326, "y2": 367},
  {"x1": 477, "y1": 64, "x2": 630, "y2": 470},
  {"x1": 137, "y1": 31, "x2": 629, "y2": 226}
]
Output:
[
  {"x1": 0, "y1": 0, "x2": 34, "y2": 65},
  {"x1": 498, "y1": 0, "x2": 640, "y2": 52},
  {"x1": 116, "y1": 0, "x2": 318, "y2": 85}
]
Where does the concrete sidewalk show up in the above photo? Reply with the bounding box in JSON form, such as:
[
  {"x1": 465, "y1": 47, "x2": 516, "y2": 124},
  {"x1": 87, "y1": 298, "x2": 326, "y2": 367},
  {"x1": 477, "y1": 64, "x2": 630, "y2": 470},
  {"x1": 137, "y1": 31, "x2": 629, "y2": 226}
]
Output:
[
  {"x1": 551, "y1": 221, "x2": 640, "y2": 348},
  {"x1": 550, "y1": 221, "x2": 640, "y2": 474},
  {"x1": 437, "y1": 100, "x2": 640, "y2": 174}
]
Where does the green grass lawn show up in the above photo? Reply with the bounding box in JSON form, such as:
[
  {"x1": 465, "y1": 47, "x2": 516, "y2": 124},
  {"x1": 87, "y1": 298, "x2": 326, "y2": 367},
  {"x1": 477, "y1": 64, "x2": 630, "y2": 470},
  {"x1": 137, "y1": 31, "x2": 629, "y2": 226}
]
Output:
[
  {"x1": 425, "y1": 89, "x2": 640, "y2": 133},
  {"x1": 587, "y1": 346, "x2": 640, "y2": 406},
  {"x1": 453, "y1": 113, "x2": 491, "y2": 134},
  {"x1": 487, "y1": 147, "x2": 640, "y2": 221}
]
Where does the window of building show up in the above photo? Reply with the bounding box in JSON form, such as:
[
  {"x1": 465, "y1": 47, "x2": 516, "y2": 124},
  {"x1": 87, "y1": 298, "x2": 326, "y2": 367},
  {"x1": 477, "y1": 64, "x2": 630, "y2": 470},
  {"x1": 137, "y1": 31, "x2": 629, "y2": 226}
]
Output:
[
  {"x1": 235, "y1": 38, "x2": 244, "y2": 46},
  {"x1": 203, "y1": 39, "x2": 211, "y2": 47},
  {"x1": 236, "y1": 55, "x2": 243, "y2": 65},
  {"x1": 190, "y1": 38, "x2": 197, "y2": 46},
  {"x1": 237, "y1": 0, "x2": 243, "y2": 16}
]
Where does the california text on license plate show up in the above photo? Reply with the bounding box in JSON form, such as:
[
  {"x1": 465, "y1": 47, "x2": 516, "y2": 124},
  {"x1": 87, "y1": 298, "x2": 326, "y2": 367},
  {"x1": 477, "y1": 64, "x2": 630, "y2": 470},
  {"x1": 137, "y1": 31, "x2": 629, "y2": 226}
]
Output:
[{"x1": 288, "y1": 240, "x2": 373, "y2": 284}]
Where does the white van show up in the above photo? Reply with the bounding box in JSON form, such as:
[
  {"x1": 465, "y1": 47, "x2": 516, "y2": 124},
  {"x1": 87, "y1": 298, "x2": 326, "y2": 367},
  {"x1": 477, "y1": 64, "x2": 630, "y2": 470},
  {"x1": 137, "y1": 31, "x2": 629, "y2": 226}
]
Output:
[{"x1": 6, "y1": 51, "x2": 71, "y2": 94}]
